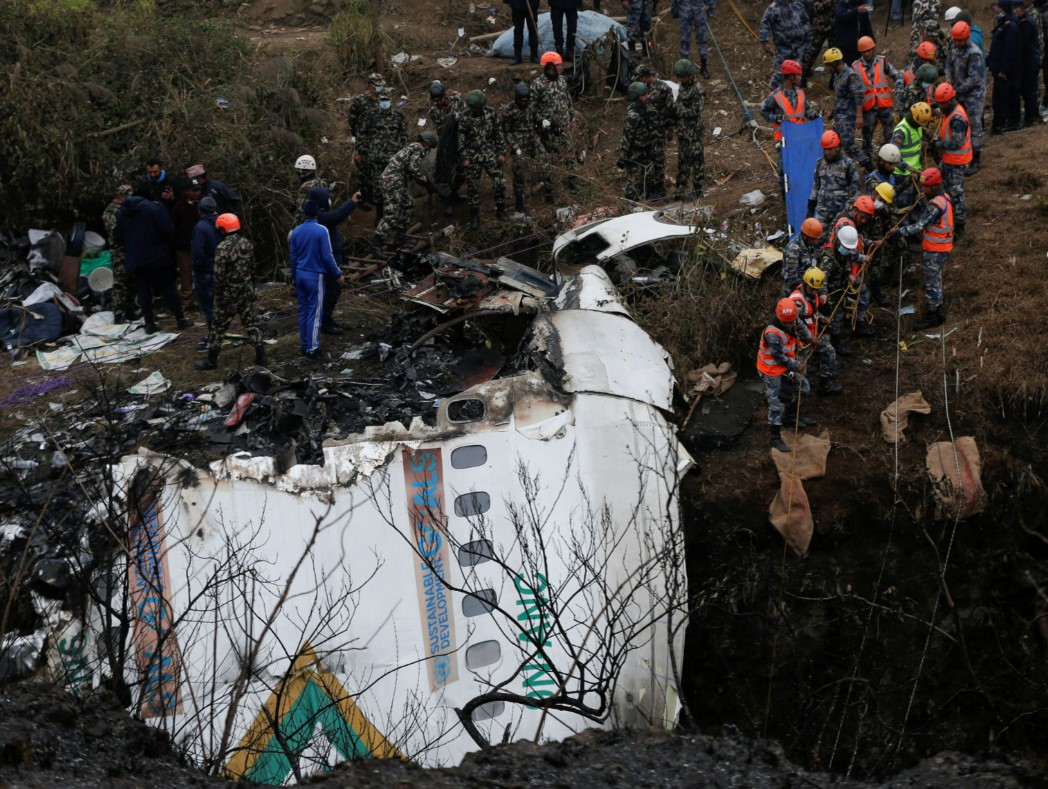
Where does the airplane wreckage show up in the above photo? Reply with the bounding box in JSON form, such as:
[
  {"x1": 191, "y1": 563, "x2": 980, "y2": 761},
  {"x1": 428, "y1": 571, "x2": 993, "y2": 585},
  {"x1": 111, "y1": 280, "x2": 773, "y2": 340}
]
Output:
[{"x1": 1, "y1": 257, "x2": 694, "y2": 783}]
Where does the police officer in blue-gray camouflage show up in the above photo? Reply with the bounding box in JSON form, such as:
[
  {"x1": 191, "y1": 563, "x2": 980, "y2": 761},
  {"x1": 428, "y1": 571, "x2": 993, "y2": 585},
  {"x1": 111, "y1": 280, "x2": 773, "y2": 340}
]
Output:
[
  {"x1": 676, "y1": 0, "x2": 714, "y2": 77},
  {"x1": 759, "y1": 0, "x2": 814, "y2": 87}
]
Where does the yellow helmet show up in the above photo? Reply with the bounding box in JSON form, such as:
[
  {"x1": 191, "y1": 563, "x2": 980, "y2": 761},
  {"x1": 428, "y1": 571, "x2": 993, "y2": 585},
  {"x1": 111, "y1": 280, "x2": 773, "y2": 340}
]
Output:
[
  {"x1": 803, "y1": 267, "x2": 827, "y2": 290},
  {"x1": 874, "y1": 182, "x2": 895, "y2": 204},
  {"x1": 911, "y1": 101, "x2": 933, "y2": 125},
  {"x1": 823, "y1": 47, "x2": 844, "y2": 64}
]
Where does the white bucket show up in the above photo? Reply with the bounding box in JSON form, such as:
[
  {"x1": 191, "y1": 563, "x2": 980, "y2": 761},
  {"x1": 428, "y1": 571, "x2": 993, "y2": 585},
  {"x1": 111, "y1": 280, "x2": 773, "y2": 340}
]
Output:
[
  {"x1": 88, "y1": 266, "x2": 114, "y2": 292},
  {"x1": 82, "y1": 230, "x2": 106, "y2": 257}
]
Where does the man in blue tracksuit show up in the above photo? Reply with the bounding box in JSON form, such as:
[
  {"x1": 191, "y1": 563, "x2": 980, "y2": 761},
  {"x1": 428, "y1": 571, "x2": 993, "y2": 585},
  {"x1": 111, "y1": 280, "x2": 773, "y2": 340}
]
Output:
[
  {"x1": 289, "y1": 200, "x2": 343, "y2": 358},
  {"x1": 307, "y1": 186, "x2": 361, "y2": 334}
]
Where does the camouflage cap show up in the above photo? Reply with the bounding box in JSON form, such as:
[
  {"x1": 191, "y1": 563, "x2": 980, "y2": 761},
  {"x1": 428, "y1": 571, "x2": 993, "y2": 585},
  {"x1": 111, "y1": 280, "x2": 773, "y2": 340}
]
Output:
[
  {"x1": 367, "y1": 72, "x2": 385, "y2": 86},
  {"x1": 635, "y1": 64, "x2": 654, "y2": 78},
  {"x1": 920, "y1": 18, "x2": 941, "y2": 32},
  {"x1": 116, "y1": 184, "x2": 133, "y2": 196}
]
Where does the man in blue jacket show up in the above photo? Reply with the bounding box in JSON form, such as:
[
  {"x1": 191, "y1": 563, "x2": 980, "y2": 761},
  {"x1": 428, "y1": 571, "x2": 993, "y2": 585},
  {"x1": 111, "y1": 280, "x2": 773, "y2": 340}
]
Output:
[
  {"x1": 114, "y1": 187, "x2": 190, "y2": 335},
  {"x1": 307, "y1": 186, "x2": 362, "y2": 335},
  {"x1": 290, "y1": 201, "x2": 343, "y2": 359},
  {"x1": 191, "y1": 196, "x2": 220, "y2": 339}
]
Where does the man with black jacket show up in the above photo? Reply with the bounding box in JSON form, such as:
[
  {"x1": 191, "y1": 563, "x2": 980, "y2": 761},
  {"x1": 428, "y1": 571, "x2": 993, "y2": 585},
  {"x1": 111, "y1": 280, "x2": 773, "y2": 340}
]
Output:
[
  {"x1": 137, "y1": 157, "x2": 178, "y2": 213},
  {"x1": 185, "y1": 164, "x2": 243, "y2": 217},
  {"x1": 114, "y1": 187, "x2": 190, "y2": 335}
]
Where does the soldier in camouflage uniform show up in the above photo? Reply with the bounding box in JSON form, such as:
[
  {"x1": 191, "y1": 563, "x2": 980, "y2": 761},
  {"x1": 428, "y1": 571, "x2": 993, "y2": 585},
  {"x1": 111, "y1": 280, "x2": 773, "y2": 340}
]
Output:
[
  {"x1": 801, "y1": 0, "x2": 837, "y2": 82},
  {"x1": 530, "y1": 52, "x2": 577, "y2": 195},
  {"x1": 759, "y1": 0, "x2": 813, "y2": 87},
  {"x1": 636, "y1": 64, "x2": 675, "y2": 198},
  {"x1": 372, "y1": 132, "x2": 439, "y2": 255},
  {"x1": 824, "y1": 47, "x2": 867, "y2": 165},
  {"x1": 672, "y1": 59, "x2": 707, "y2": 198},
  {"x1": 293, "y1": 154, "x2": 332, "y2": 222},
  {"x1": 625, "y1": 0, "x2": 653, "y2": 55},
  {"x1": 911, "y1": 0, "x2": 944, "y2": 52},
  {"x1": 429, "y1": 80, "x2": 465, "y2": 133},
  {"x1": 102, "y1": 185, "x2": 137, "y2": 320},
  {"x1": 359, "y1": 87, "x2": 408, "y2": 219},
  {"x1": 807, "y1": 130, "x2": 861, "y2": 227},
  {"x1": 945, "y1": 21, "x2": 986, "y2": 173},
  {"x1": 781, "y1": 218, "x2": 827, "y2": 294},
  {"x1": 898, "y1": 63, "x2": 939, "y2": 115},
  {"x1": 347, "y1": 73, "x2": 385, "y2": 208},
  {"x1": 502, "y1": 82, "x2": 548, "y2": 214},
  {"x1": 458, "y1": 90, "x2": 508, "y2": 228},
  {"x1": 617, "y1": 82, "x2": 660, "y2": 201},
  {"x1": 194, "y1": 214, "x2": 266, "y2": 370},
  {"x1": 678, "y1": 0, "x2": 714, "y2": 77}
]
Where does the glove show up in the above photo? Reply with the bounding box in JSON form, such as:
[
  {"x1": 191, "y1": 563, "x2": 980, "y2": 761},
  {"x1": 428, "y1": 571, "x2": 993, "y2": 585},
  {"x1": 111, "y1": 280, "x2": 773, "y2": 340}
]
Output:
[
  {"x1": 783, "y1": 371, "x2": 797, "y2": 383},
  {"x1": 616, "y1": 159, "x2": 626, "y2": 169},
  {"x1": 542, "y1": 118, "x2": 551, "y2": 130}
]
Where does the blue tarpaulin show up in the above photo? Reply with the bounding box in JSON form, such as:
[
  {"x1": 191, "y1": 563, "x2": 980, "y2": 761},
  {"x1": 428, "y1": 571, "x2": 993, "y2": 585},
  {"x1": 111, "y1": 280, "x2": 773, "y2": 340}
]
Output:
[
  {"x1": 488, "y1": 11, "x2": 627, "y2": 58},
  {"x1": 780, "y1": 118, "x2": 824, "y2": 240}
]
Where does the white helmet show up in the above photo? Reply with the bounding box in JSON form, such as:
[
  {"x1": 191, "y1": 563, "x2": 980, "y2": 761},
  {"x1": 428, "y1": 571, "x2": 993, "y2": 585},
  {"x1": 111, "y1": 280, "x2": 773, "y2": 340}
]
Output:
[
  {"x1": 878, "y1": 143, "x2": 901, "y2": 164},
  {"x1": 294, "y1": 154, "x2": 317, "y2": 171},
  {"x1": 837, "y1": 225, "x2": 859, "y2": 251},
  {"x1": 944, "y1": 5, "x2": 962, "y2": 21}
]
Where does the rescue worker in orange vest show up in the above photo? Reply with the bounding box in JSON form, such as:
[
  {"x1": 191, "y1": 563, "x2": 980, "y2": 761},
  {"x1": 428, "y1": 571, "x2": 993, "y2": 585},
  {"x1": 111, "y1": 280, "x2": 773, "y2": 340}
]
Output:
[
  {"x1": 852, "y1": 36, "x2": 901, "y2": 161},
  {"x1": 885, "y1": 167, "x2": 953, "y2": 329},
  {"x1": 894, "y1": 41, "x2": 938, "y2": 109},
  {"x1": 760, "y1": 59, "x2": 820, "y2": 196},
  {"x1": 931, "y1": 81, "x2": 971, "y2": 236},
  {"x1": 757, "y1": 297, "x2": 813, "y2": 452},
  {"x1": 825, "y1": 195, "x2": 876, "y2": 350},
  {"x1": 789, "y1": 266, "x2": 843, "y2": 396}
]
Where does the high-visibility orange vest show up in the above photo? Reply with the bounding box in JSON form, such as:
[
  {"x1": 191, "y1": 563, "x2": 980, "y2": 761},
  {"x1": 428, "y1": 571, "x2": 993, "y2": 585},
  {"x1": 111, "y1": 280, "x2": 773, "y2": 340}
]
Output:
[
  {"x1": 902, "y1": 65, "x2": 914, "y2": 86},
  {"x1": 756, "y1": 325, "x2": 796, "y2": 376},
  {"x1": 789, "y1": 287, "x2": 819, "y2": 340},
  {"x1": 853, "y1": 56, "x2": 893, "y2": 110},
  {"x1": 937, "y1": 104, "x2": 973, "y2": 166},
  {"x1": 923, "y1": 194, "x2": 954, "y2": 252},
  {"x1": 771, "y1": 88, "x2": 808, "y2": 141}
]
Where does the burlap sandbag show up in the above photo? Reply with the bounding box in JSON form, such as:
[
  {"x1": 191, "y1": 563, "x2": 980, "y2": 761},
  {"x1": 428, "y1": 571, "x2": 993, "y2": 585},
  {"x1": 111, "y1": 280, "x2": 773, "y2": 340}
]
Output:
[
  {"x1": 769, "y1": 430, "x2": 831, "y2": 557},
  {"x1": 926, "y1": 437, "x2": 987, "y2": 520},
  {"x1": 881, "y1": 391, "x2": 931, "y2": 445}
]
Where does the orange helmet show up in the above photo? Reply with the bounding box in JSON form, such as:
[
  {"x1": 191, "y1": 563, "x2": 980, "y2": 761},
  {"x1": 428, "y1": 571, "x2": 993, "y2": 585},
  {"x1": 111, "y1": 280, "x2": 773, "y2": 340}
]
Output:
[
  {"x1": 780, "y1": 59, "x2": 802, "y2": 75},
  {"x1": 951, "y1": 21, "x2": 971, "y2": 40},
  {"x1": 934, "y1": 82, "x2": 956, "y2": 102},
  {"x1": 921, "y1": 167, "x2": 943, "y2": 186},
  {"x1": 916, "y1": 41, "x2": 937, "y2": 60},
  {"x1": 820, "y1": 130, "x2": 841, "y2": 149},
  {"x1": 853, "y1": 195, "x2": 876, "y2": 215},
  {"x1": 800, "y1": 217, "x2": 824, "y2": 239},
  {"x1": 215, "y1": 213, "x2": 240, "y2": 234},
  {"x1": 857, "y1": 35, "x2": 876, "y2": 53},
  {"x1": 776, "y1": 298, "x2": 799, "y2": 323},
  {"x1": 540, "y1": 51, "x2": 563, "y2": 66}
]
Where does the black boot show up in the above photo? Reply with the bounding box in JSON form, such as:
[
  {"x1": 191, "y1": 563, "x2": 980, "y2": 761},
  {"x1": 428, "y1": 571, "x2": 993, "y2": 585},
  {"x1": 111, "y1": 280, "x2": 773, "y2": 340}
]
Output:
[
  {"x1": 254, "y1": 345, "x2": 268, "y2": 366},
  {"x1": 368, "y1": 233, "x2": 388, "y2": 260},
  {"x1": 831, "y1": 333, "x2": 855, "y2": 357},
  {"x1": 495, "y1": 202, "x2": 508, "y2": 222},
  {"x1": 818, "y1": 378, "x2": 844, "y2": 396},
  {"x1": 853, "y1": 321, "x2": 876, "y2": 338},
  {"x1": 770, "y1": 425, "x2": 791, "y2": 453},
  {"x1": 514, "y1": 193, "x2": 526, "y2": 214},
  {"x1": 443, "y1": 197, "x2": 454, "y2": 217},
  {"x1": 915, "y1": 306, "x2": 946, "y2": 330},
  {"x1": 469, "y1": 206, "x2": 480, "y2": 230},
  {"x1": 194, "y1": 347, "x2": 219, "y2": 371},
  {"x1": 510, "y1": 52, "x2": 522, "y2": 65},
  {"x1": 700, "y1": 57, "x2": 710, "y2": 78},
  {"x1": 627, "y1": 39, "x2": 637, "y2": 53},
  {"x1": 529, "y1": 47, "x2": 539, "y2": 63},
  {"x1": 965, "y1": 149, "x2": 981, "y2": 176}
]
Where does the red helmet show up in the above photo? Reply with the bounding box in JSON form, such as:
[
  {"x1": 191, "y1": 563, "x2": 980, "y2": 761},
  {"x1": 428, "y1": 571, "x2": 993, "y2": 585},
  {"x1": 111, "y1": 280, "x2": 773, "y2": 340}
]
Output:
[
  {"x1": 776, "y1": 298, "x2": 799, "y2": 323},
  {"x1": 853, "y1": 195, "x2": 876, "y2": 215},
  {"x1": 780, "y1": 59, "x2": 802, "y2": 76},
  {"x1": 857, "y1": 35, "x2": 876, "y2": 52},
  {"x1": 820, "y1": 130, "x2": 841, "y2": 149},
  {"x1": 215, "y1": 213, "x2": 240, "y2": 234},
  {"x1": 921, "y1": 167, "x2": 943, "y2": 186},
  {"x1": 934, "y1": 82, "x2": 956, "y2": 102},
  {"x1": 916, "y1": 41, "x2": 937, "y2": 61},
  {"x1": 950, "y1": 20, "x2": 971, "y2": 40},
  {"x1": 540, "y1": 51, "x2": 563, "y2": 66}
]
